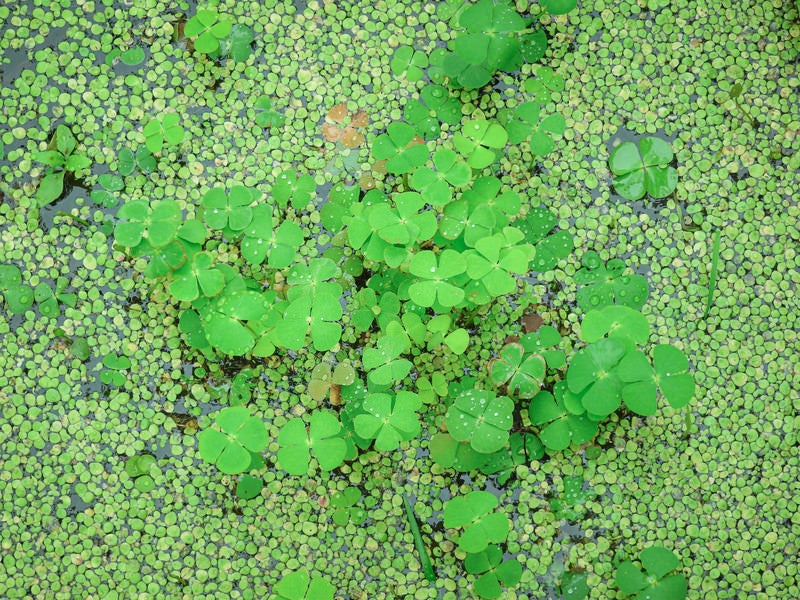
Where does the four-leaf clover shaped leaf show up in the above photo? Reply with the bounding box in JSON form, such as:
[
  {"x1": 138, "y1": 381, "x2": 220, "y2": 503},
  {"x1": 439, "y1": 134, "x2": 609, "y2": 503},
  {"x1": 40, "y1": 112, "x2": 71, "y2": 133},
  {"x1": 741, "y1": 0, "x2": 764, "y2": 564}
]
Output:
[
  {"x1": 609, "y1": 136, "x2": 678, "y2": 200},
  {"x1": 390, "y1": 46, "x2": 429, "y2": 82},
  {"x1": 372, "y1": 122, "x2": 429, "y2": 174},
  {"x1": 273, "y1": 168, "x2": 317, "y2": 209},
  {"x1": 201, "y1": 289, "x2": 270, "y2": 356},
  {"x1": 201, "y1": 185, "x2": 258, "y2": 232},
  {"x1": 408, "y1": 249, "x2": 467, "y2": 308},
  {"x1": 143, "y1": 113, "x2": 184, "y2": 154},
  {"x1": 253, "y1": 96, "x2": 285, "y2": 128},
  {"x1": 362, "y1": 322, "x2": 413, "y2": 387},
  {"x1": 489, "y1": 343, "x2": 546, "y2": 398},
  {"x1": 454, "y1": 120, "x2": 508, "y2": 169},
  {"x1": 443, "y1": 490, "x2": 511, "y2": 553},
  {"x1": 198, "y1": 406, "x2": 268, "y2": 475},
  {"x1": 184, "y1": 9, "x2": 233, "y2": 55},
  {"x1": 240, "y1": 205, "x2": 304, "y2": 267},
  {"x1": 277, "y1": 410, "x2": 347, "y2": 475},
  {"x1": 575, "y1": 251, "x2": 649, "y2": 311},
  {"x1": 567, "y1": 338, "x2": 629, "y2": 417},
  {"x1": 529, "y1": 384, "x2": 599, "y2": 452},
  {"x1": 354, "y1": 391, "x2": 421, "y2": 451},
  {"x1": 404, "y1": 84, "x2": 463, "y2": 140},
  {"x1": 169, "y1": 251, "x2": 225, "y2": 302},
  {"x1": 523, "y1": 66, "x2": 565, "y2": 105},
  {"x1": 465, "y1": 545, "x2": 523, "y2": 599},
  {"x1": 410, "y1": 148, "x2": 472, "y2": 206},
  {"x1": 273, "y1": 570, "x2": 335, "y2": 600},
  {"x1": 114, "y1": 199, "x2": 182, "y2": 248},
  {"x1": 615, "y1": 546, "x2": 687, "y2": 600},
  {"x1": 446, "y1": 389, "x2": 514, "y2": 453}
]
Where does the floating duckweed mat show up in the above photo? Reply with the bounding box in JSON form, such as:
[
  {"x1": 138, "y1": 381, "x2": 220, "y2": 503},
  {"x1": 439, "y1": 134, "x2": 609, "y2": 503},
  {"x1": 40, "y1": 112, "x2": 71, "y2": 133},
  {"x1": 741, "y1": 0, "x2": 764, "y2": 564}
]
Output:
[{"x1": 1, "y1": 0, "x2": 799, "y2": 599}]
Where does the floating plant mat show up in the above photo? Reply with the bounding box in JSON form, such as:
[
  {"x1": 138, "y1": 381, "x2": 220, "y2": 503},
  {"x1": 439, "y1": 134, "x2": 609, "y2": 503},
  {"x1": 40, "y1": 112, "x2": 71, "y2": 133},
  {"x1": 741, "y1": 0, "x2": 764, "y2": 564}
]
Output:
[{"x1": 0, "y1": 0, "x2": 798, "y2": 599}]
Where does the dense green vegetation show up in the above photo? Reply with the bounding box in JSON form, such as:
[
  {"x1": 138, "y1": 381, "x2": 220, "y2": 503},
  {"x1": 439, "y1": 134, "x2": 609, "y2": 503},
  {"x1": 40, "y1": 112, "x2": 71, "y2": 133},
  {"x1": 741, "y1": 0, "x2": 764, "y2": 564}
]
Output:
[{"x1": 0, "y1": 0, "x2": 798, "y2": 598}]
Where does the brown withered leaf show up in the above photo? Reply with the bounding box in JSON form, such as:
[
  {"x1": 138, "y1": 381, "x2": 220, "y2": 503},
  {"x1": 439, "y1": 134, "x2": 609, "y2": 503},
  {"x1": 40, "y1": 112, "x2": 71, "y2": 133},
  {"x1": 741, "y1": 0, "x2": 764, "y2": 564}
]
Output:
[
  {"x1": 327, "y1": 103, "x2": 348, "y2": 123},
  {"x1": 340, "y1": 128, "x2": 364, "y2": 148}
]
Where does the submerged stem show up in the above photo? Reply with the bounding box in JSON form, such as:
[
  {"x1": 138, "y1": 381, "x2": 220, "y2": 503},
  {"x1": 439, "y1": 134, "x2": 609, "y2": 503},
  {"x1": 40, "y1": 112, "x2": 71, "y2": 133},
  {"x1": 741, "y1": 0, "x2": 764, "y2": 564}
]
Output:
[{"x1": 402, "y1": 494, "x2": 436, "y2": 582}]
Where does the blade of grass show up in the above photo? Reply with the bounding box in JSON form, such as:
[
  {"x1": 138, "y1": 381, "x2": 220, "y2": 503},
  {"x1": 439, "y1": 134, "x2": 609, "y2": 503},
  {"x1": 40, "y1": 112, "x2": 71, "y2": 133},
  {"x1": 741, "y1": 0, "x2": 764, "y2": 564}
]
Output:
[
  {"x1": 703, "y1": 229, "x2": 721, "y2": 319},
  {"x1": 402, "y1": 493, "x2": 436, "y2": 581}
]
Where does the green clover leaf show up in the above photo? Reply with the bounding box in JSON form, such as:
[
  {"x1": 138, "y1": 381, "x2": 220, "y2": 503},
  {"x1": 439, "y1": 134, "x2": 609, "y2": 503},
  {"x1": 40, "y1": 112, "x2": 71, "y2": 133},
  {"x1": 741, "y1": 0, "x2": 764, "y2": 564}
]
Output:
[
  {"x1": 446, "y1": 389, "x2": 514, "y2": 454},
  {"x1": 277, "y1": 411, "x2": 347, "y2": 475},
  {"x1": 198, "y1": 406, "x2": 268, "y2": 475}
]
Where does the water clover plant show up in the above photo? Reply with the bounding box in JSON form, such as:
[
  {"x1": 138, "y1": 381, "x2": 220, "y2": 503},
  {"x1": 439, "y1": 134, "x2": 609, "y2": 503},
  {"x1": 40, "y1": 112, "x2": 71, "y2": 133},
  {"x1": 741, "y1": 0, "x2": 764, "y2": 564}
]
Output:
[
  {"x1": 184, "y1": 9, "x2": 253, "y2": 61},
  {"x1": 362, "y1": 322, "x2": 412, "y2": 387},
  {"x1": 169, "y1": 251, "x2": 225, "y2": 302},
  {"x1": 574, "y1": 251, "x2": 649, "y2": 311},
  {"x1": 273, "y1": 571, "x2": 335, "y2": 600},
  {"x1": 609, "y1": 136, "x2": 678, "y2": 200},
  {"x1": 445, "y1": 389, "x2": 514, "y2": 454},
  {"x1": 277, "y1": 411, "x2": 347, "y2": 475},
  {"x1": 499, "y1": 103, "x2": 566, "y2": 154},
  {"x1": 33, "y1": 277, "x2": 76, "y2": 318},
  {"x1": 330, "y1": 487, "x2": 367, "y2": 526},
  {"x1": 615, "y1": 546, "x2": 687, "y2": 600},
  {"x1": 117, "y1": 145, "x2": 156, "y2": 175},
  {"x1": 142, "y1": 113, "x2": 184, "y2": 155},
  {"x1": 408, "y1": 249, "x2": 467, "y2": 308},
  {"x1": 410, "y1": 148, "x2": 471, "y2": 206},
  {"x1": 549, "y1": 476, "x2": 595, "y2": 521},
  {"x1": 442, "y1": 0, "x2": 546, "y2": 89},
  {"x1": 253, "y1": 96, "x2": 285, "y2": 128},
  {"x1": 114, "y1": 199, "x2": 182, "y2": 249},
  {"x1": 529, "y1": 382, "x2": 599, "y2": 452},
  {"x1": 390, "y1": 46, "x2": 429, "y2": 82},
  {"x1": 200, "y1": 289, "x2": 272, "y2": 356},
  {"x1": 219, "y1": 24, "x2": 255, "y2": 62},
  {"x1": 272, "y1": 168, "x2": 317, "y2": 209},
  {"x1": 32, "y1": 125, "x2": 92, "y2": 206},
  {"x1": 106, "y1": 45, "x2": 146, "y2": 66},
  {"x1": 465, "y1": 545, "x2": 523, "y2": 599},
  {"x1": 404, "y1": 84, "x2": 462, "y2": 140},
  {"x1": 541, "y1": 0, "x2": 578, "y2": 15},
  {"x1": 235, "y1": 474, "x2": 264, "y2": 500},
  {"x1": 240, "y1": 205, "x2": 303, "y2": 268},
  {"x1": 518, "y1": 206, "x2": 573, "y2": 272},
  {"x1": 523, "y1": 66, "x2": 565, "y2": 105},
  {"x1": 0, "y1": 265, "x2": 34, "y2": 314},
  {"x1": 277, "y1": 258, "x2": 343, "y2": 351},
  {"x1": 353, "y1": 390, "x2": 421, "y2": 451},
  {"x1": 321, "y1": 103, "x2": 369, "y2": 149},
  {"x1": 453, "y1": 120, "x2": 508, "y2": 169},
  {"x1": 99, "y1": 353, "x2": 131, "y2": 386},
  {"x1": 490, "y1": 326, "x2": 564, "y2": 398},
  {"x1": 90, "y1": 173, "x2": 124, "y2": 208},
  {"x1": 443, "y1": 491, "x2": 511, "y2": 553},
  {"x1": 201, "y1": 185, "x2": 257, "y2": 233},
  {"x1": 372, "y1": 122, "x2": 428, "y2": 174},
  {"x1": 197, "y1": 406, "x2": 268, "y2": 475}
]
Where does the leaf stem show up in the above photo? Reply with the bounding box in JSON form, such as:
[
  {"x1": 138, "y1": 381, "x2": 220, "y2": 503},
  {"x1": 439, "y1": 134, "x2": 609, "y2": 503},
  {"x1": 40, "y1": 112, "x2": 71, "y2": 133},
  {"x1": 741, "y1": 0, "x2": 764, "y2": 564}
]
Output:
[{"x1": 402, "y1": 493, "x2": 436, "y2": 582}]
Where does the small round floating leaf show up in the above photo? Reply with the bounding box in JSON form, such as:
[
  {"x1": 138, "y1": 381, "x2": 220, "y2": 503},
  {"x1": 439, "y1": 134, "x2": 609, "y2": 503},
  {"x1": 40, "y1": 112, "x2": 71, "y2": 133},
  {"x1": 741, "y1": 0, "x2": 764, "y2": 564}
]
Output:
[{"x1": 134, "y1": 475, "x2": 155, "y2": 492}]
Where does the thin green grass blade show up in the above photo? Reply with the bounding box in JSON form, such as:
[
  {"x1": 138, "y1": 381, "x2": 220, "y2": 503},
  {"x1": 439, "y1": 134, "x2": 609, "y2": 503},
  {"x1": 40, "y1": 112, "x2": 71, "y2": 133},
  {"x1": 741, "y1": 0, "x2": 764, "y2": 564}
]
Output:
[
  {"x1": 402, "y1": 494, "x2": 436, "y2": 582},
  {"x1": 703, "y1": 229, "x2": 721, "y2": 319}
]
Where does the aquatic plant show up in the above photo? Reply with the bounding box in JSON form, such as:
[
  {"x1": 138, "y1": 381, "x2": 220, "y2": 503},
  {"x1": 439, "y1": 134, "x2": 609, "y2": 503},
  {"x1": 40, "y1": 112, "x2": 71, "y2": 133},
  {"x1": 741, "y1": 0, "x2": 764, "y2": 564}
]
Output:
[
  {"x1": 615, "y1": 546, "x2": 687, "y2": 600},
  {"x1": 32, "y1": 125, "x2": 92, "y2": 206},
  {"x1": 609, "y1": 136, "x2": 678, "y2": 200}
]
